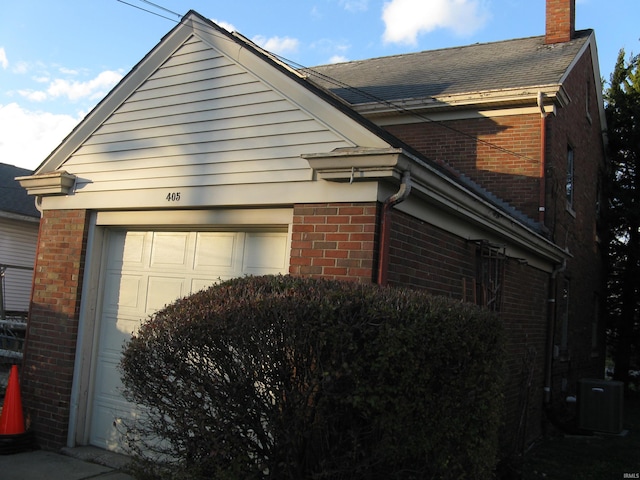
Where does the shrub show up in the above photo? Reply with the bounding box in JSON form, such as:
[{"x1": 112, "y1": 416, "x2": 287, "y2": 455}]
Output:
[{"x1": 120, "y1": 275, "x2": 505, "y2": 479}]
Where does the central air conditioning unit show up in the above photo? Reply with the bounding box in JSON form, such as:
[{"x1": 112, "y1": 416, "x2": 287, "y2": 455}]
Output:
[{"x1": 578, "y1": 378, "x2": 624, "y2": 434}]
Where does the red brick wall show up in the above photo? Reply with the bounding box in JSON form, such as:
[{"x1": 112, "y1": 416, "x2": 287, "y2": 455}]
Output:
[
  {"x1": 21, "y1": 209, "x2": 89, "y2": 449},
  {"x1": 385, "y1": 44, "x2": 606, "y2": 410},
  {"x1": 290, "y1": 203, "x2": 378, "y2": 283},
  {"x1": 543, "y1": 47, "x2": 606, "y2": 400},
  {"x1": 500, "y1": 260, "x2": 549, "y2": 451},
  {"x1": 386, "y1": 209, "x2": 476, "y2": 296},
  {"x1": 384, "y1": 208, "x2": 550, "y2": 446},
  {"x1": 385, "y1": 114, "x2": 542, "y2": 221}
]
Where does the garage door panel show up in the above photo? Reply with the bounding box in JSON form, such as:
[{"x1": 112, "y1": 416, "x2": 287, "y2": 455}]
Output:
[
  {"x1": 146, "y1": 275, "x2": 186, "y2": 312},
  {"x1": 150, "y1": 232, "x2": 190, "y2": 269},
  {"x1": 94, "y1": 354, "x2": 124, "y2": 399},
  {"x1": 91, "y1": 399, "x2": 142, "y2": 453},
  {"x1": 89, "y1": 228, "x2": 289, "y2": 451},
  {"x1": 108, "y1": 231, "x2": 148, "y2": 268},
  {"x1": 102, "y1": 273, "x2": 145, "y2": 316},
  {"x1": 193, "y1": 232, "x2": 240, "y2": 271},
  {"x1": 243, "y1": 232, "x2": 289, "y2": 274},
  {"x1": 190, "y1": 277, "x2": 227, "y2": 293},
  {"x1": 99, "y1": 315, "x2": 141, "y2": 353}
]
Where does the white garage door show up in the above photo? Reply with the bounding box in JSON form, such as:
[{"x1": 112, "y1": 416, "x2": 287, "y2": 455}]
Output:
[{"x1": 89, "y1": 229, "x2": 289, "y2": 451}]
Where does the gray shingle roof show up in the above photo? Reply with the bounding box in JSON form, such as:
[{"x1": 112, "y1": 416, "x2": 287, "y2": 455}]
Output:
[
  {"x1": 305, "y1": 30, "x2": 592, "y2": 105},
  {"x1": 0, "y1": 163, "x2": 39, "y2": 218}
]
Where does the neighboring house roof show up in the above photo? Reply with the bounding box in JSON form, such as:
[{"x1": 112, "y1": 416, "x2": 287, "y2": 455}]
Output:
[
  {"x1": 305, "y1": 30, "x2": 593, "y2": 107},
  {"x1": 0, "y1": 163, "x2": 39, "y2": 218}
]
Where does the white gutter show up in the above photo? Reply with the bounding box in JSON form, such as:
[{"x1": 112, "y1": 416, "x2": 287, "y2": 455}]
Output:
[{"x1": 350, "y1": 84, "x2": 570, "y2": 117}]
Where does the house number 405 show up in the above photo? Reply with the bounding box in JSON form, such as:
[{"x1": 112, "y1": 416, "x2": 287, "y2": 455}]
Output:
[{"x1": 166, "y1": 192, "x2": 181, "y2": 202}]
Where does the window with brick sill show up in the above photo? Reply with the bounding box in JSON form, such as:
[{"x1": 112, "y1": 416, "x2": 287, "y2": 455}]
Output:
[
  {"x1": 473, "y1": 240, "x2": 505, "y2": 312},
  {"x1": 585, "y1": 79, "x2": 593, "y2": 125},
  {"x1": 566, "y1": 145, "x2": 575, "y2": 214}
]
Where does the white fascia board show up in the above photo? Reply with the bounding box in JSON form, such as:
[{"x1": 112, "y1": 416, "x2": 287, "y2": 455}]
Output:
[
  {"x1": 373, "y1": 105, "x2": 557, "y2": 127},
  {"x1": 352, "y1": 84, "x2": 568, "y2": 118},
  {"x1": 36, "y1": 180, "x2": 380, "y2": 211}
]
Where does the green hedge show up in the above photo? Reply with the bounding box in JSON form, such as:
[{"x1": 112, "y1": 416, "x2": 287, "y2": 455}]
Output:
[{"x1": 120, "y1": 275, "x2": 505, "y2": 479}]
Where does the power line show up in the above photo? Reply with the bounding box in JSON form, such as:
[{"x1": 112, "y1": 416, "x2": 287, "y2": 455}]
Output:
[
  {"x1": 116, "y1": 0, "x2": 180, "y2": 22},
  {"x1": 138, "y1": 0, "x2": 180, "y2": 17},
  {"x1": 116, "y1": 0, "x2": 537, "y2": 163},
  {"x1": 290, "y1": 59, "x2": 537, "y2": 163}
]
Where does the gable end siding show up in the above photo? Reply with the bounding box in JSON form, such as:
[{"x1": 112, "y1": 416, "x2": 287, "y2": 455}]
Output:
[
  {"x1": 0, "y1": 217, "x2": 38, "y2": 312},
  {"x1": 62, "y1": 36, "x2": 354, "y2": 195}
]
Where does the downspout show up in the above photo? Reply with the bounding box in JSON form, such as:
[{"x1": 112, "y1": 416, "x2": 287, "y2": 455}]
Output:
[
  {"x1": 377, "y1": 170, "x2": 411, "y2": 286},
  {"x1": 544, "y1": 259, "x2": 566, "y2": 404},
  {"x1": 537, "y1": 91, "x2": 548, "y2": 225}
]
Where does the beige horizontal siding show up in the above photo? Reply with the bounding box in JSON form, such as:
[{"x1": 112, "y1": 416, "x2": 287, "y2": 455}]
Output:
[
  {"x1": 62, "y1": 35, "x2": 355, "y2": 195},
  {"x1": 0, "y1": 218, "x2": 37, "y2": 312}
]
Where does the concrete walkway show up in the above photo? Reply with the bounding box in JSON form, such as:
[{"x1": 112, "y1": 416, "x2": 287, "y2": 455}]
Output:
[{"x1": 0, "y1": 447, "x2": 135, "y2": 480}]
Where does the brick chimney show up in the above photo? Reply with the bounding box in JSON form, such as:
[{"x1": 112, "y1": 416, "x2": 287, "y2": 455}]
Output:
[{"x1": 545, "y1": 0, "x2": 575, "y2": 44}]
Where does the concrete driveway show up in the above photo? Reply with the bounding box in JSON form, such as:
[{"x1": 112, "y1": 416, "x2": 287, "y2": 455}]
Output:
[{"x1": 0, "y1": 447, "x2": 134, "y2": 480}]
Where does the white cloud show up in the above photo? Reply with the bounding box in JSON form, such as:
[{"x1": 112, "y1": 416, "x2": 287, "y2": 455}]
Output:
[
  {"x1": 58, "y1": 66, "x2": 79, "y2": 75},
  {"x1": 48, "y1": 70, "x2": 123, "y2": 101},
  {"x1": 0, "y1": 48, "x2": 8, "y2": 69},
  {"x1": 18, "y1": 69, "x2": 123, "y2": 103},
  {"x1": 340, "y1": 0, "x2": 369, "y2": 12},
  {"x1": 382, "y1": 0, "x2": 490, "y2": 45},
  {"x1": 12, "y1": 61, "x2": 29, "y2": 75},
  {"x1": 311, "y1": 6, "x2": 323, "y2": 19},
  {"x1": 252, "y1": 35, "x2": 300, "y2": 56},
  {"x1": 0, "y1": 103, "x2": 81, "y2": 170},
  {"x1": 17, "y1": 89, "x2": 47, "y2": 102},
  {"x1": 311, "y1": 38, "x2": 351, "y2": 64},
  {"x1": 329, "y1": 55, "x2": 349, "y2": 64},
  {"x1": 211, "y1": 18, "x2": 236, "y2": 32}
]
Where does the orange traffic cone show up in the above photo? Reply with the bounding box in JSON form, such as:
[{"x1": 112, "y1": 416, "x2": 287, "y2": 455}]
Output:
[{"x1": 0, "y1": 365, "x2": 25, "y2": 435}]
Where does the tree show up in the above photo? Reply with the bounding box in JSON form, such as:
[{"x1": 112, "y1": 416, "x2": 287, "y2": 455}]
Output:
[{"x1": 605, "y1": 49, "x2": 640, "y2": 387}]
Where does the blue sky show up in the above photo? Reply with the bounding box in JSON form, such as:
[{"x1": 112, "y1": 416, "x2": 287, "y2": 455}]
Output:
[{"x1": 1, "y1": 0, "x2": 639, "y2": 171}]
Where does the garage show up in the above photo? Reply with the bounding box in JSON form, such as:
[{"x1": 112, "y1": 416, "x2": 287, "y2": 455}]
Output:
[{"x1": 88, "y1": 229, "x2": 290, "y2": 451}]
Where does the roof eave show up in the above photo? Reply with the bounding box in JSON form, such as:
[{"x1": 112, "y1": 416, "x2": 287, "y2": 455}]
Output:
[
  {"x1": 350, "y1": 84, "x2": 570, "y2": 117},
  {"x1": 303, "y1": 147, "x2": 568, "y2": 266}
]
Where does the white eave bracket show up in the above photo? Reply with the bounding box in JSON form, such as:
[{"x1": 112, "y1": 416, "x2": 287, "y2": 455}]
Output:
[
  {"x1": 303, "y1": 147, "x2": 410, "y2": 182},
  {"x1": 16, "y1": 171, "x2": 77, "y2": 196}
]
